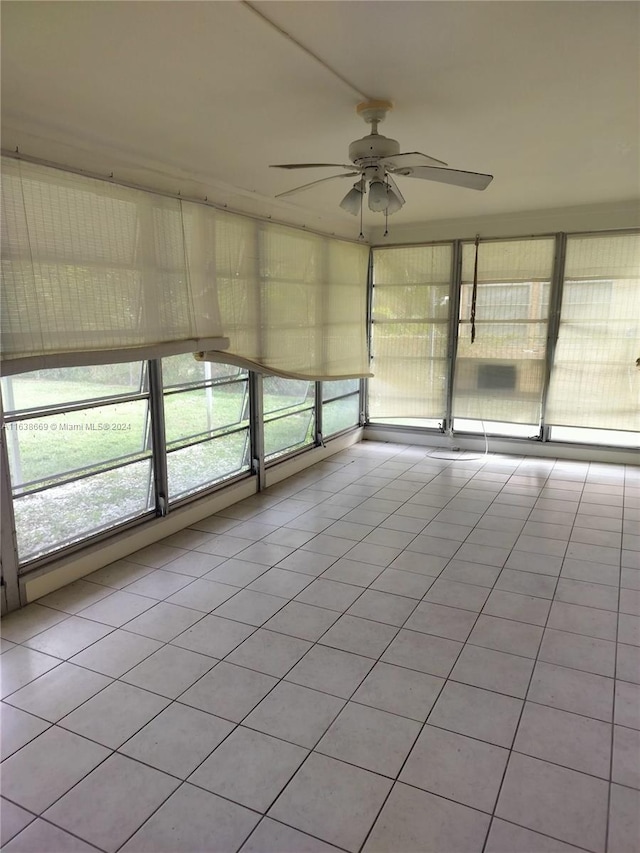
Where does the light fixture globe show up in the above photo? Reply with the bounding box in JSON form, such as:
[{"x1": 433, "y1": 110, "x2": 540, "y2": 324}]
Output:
[
  {"x1": 386, "y1": 186, "x2": 404, "y2": 215},
  {"x1": 339, "y1": 179, "x2": 365, "y2": 216},
  {"x1": 368, "y1": 178, "x2": 389, "y2": 212}
]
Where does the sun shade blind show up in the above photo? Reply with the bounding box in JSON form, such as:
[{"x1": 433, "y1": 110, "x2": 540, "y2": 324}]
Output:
[
  {"x1": 187, "y1": 202, "x2": 370, "y2": 380},
  {"x1": 546, "y1": 232, "x2": 640, "y2": 431},
  {"x1": 369, "y1": 244, "x2": 452, "y2": 420},
  {"x1": 1, "y1": 157, "x2": 371, "y2": 380},
  {"x1": 1, "y1": 158, "x2": 228, "y2": 373},
  {"x1": 453, "y1": 237, "x2": 555, "y2": 425}
]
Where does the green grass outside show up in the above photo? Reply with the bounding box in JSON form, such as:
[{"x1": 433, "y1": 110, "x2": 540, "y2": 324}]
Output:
[
  {"x1": 6, "y1": 377, "x2": 358, "y2": 561},
  {"x1": 7, "y1": 379, "x2": 307, "y2": 487}
]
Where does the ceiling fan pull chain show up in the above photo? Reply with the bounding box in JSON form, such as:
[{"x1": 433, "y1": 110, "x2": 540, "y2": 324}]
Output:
[
  {"x1": 470, "y1": 234, "x2": 480, "y2": 343},
  {"x1": 383, "y1": 181, "x2": 389, "y2": 236},
  {"x1": 359, "y1": 186, "x2": 364, "y2": 239}
]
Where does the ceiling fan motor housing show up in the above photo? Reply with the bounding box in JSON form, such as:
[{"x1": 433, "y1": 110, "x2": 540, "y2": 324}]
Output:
[{"x1": 349, "y1": 133, "x2": 400, "y2": 164}]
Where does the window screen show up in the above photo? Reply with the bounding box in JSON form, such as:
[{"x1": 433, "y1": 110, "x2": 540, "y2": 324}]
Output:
[
  {"x1": 1, "y1": 363, "x2": 154, "y2": 563},
  {"x1": 453, "y1": 238, "x2": 555, "y2": 425},
  {"x1": 163, "y1": 355, "x2": 250, "y2": 501},
  {"x1": 322, "y1": 379, "x2": 360, "y2": 437},
  {"x1": 546, "y1": 232, "x2": 640, "y2": 431},
  {"x1": 369, "y1": 244, "x2": 452, "y2": 421},
  {"x1": 263, "y1": 377, "x2": 315, "y2": 460}
]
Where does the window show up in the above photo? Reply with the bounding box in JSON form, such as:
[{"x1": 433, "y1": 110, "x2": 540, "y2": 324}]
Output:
[
  {"x1": 560, "y1": 280, "x2": 613, "y2": 320},
  {"x1": 1, "y1": 363, "x2": 154, "y2": 563},
  {"x1": 322, "y1": 379, "x2": 360, "y2": 437},
  {"x1": 4, "y1": 229, "x2": 636, "y2": 577},
  {"x1": 546, "y1": 233, "x2": 640, "y2": 433},
  {"x1": 369, "y1": 244, "x2": 452, "y2": 423},
  {"x1": 453, "y1": 419, "x2": 539, "y2": 439},
  {"x1": 453, "y1": 238, "x2": 555, "y2": 431},
  {"x1": 0, "y1": 356, "x2": 259, "y2": 564},
  {"x1": 163, "y1": 355, "x2": 250, "y2": 501},
  {"x1": 263, "y1": 376, "x2": 315, "y2": 461},
  {"x1": 550, "y1": 426, "x2": 639, "y2": 447}
]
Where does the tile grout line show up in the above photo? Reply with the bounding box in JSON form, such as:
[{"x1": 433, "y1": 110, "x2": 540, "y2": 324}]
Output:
[
  {"x1": 203, "y1": 455, "x2": 623, "y2": 851},
  {"x1": 1, "y1": 456, "x2": 370, "y2": 851},
  {"x1": 357, "y1": 449, "x2": 557, "y2": 853},
  {"x1": 2, "y1": 445, "x2": 635, "y2": 853},
  {"x1": 603, "y1": 457, "x2": 627, "y2": 853},
  {"x1": 482, "y1": 456, "x2": 620, "y2": 853},
  {"x1": 478, "y1": 455, "x2": 570, "y2": 853},
  {"x1": 224, "y1": 448, "x2": 532, "y2": 851}
]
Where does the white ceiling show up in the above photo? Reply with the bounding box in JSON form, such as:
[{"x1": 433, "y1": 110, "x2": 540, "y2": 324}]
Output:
[{"x1": 2, "y1": 1, "x2": 639, "y2": 240}]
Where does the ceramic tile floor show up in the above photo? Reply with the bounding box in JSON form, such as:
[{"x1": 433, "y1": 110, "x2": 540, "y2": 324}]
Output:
[{"x1": 1, "y1": 441, "x2": 639, "y2": 853}]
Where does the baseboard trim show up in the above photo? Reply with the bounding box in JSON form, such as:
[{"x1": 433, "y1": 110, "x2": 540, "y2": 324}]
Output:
[{"x1": 363, "y1": 426, "x2": 639, "y2": 466}]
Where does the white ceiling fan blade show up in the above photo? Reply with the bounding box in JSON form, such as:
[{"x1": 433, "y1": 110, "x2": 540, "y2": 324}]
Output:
[
  {"x1": 270, "y1": 163, "x2": 355, "y2": 170},
  {"x1": 395, "y1": 165, "x2": 493, "y2": 190},
  {"x1": 275, "y1": 172, "x2": 360, "y2": 199},
  {"x1": 381, "y1": 151, "x2": 448, "y2": 169}
]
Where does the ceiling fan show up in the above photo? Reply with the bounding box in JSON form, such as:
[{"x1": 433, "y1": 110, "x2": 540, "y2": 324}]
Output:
[{"x1": 270, "y1": 100, "x2": 493, "y2": 219}]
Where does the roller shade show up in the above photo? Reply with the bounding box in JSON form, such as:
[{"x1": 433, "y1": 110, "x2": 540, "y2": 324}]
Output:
[
  {"x1": 0, "y1": 158, "x2": 227, "y2": 372},
  {"x1": 369, "y1": 244, "x2": 452, "y2": 420},
  {"x1": 187, "y1": 202, "x2": 371, "y2": 380},
  {"x1": 1, "y1": 157, "x2": 370, "y2": 380},
  {"x1": 453, "y1": 238, "x2": 555, "y2": 425},
  {"x1": 558, "y1": 233, "x2": 640, "y2": 279},
  {"x1": 546, "y1": 232, "x2": 640, "y2": 430},
  {"x1": 460, "y1": 238, "x2": 555, "y2": 281}
]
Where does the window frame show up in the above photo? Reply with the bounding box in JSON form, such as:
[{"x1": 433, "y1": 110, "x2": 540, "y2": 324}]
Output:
[
  {"x1": 0, "y1": 362, "x2": 362, "y2": 573},
  {"x1": 321, "y1": 380, "x2": 362, "y2": 439},
  {"x1": 2, "y1": 362, "x2": 156, "y2": 566}
]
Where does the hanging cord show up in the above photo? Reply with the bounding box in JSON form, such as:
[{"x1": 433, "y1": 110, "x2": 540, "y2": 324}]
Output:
[
  {"x1": 430, "y1": 418, "x2": 489, "y2": 462},
  {"x1": 439, "y1": 234, "x2": 489, "y2": 457},
  {"x1": 383, "y1": 178, "x2": 389, "y2": 237},
  {"x1": 437, "y1": 234, "x2": 489, "y2": 461},
  {"x1": 470, "y1": 234, "x2": 480, "y2": 343},
  {"x1": 359, "y1": 186, "x2": 364, "y2": 240}
]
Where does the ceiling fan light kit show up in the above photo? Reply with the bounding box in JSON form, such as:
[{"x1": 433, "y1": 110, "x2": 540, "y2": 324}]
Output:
[
  {"x1": 339, "y1": 178, "x2": 366, "y2": 215},
  {"x1": 385, "y1": 179, "x2": 405, "y2": 215},
  {"x1": 367, "y1": 177, "x2": 391, "y2": 212},
  {"x1": 271, "y1": 100, "x2": 493, "y2": 231}
]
